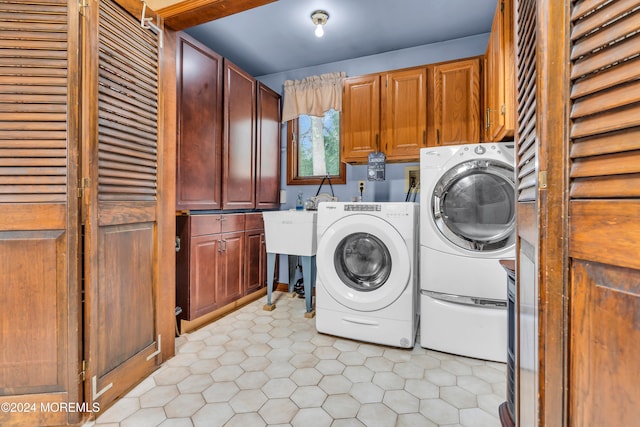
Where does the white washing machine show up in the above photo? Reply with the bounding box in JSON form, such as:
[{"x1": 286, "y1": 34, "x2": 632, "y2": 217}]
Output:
[
  {"x1": 316, "y1": 202, "x2": 419, "y2": 348},
  {"x1": 420, "y1": 143, "x2": 515, "y2": 362}
]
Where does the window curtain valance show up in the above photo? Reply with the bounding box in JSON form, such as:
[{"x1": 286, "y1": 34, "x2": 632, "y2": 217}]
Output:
[{"x1": 282, "y1": 71, "x2": 346, "y2": 123}]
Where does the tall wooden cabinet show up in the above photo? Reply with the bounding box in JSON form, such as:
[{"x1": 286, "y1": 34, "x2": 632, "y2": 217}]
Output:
[
  {"x1": 223, "y1": 59, "x2": 257, "y2": 210},
  {"x1": 256, "y1": 83, "x2": 281, "y2": 209},
  {"x1": 431, "y1": 57, "x2": 482, "y2": 146},
  {"x1": 175, "y1": 33, "x2": 223, "y2": 210},
  {"x1": 485, "y1": 0, "x2": 515, "y2": 142},
  {"x1": 175, "y1": 35, "x2": 281, "y2": 212},
  {"x1": 342, "y1": 67, "x2": 427, "y2": 163}
]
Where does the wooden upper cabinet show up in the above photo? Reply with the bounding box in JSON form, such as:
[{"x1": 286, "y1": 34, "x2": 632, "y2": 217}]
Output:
[
  {"x1": 256, "y1": 83, "x2": 281, "y2": 209},
  {"x1": 342, "y1": 74, "x2": 381, "y2": 163},
  {"x1": 382, "y1": 68, "x2": 428, "y2": 160},
  {"x1": 485, "y1": 0, "x2": 515, "y2": 142},
  {"x1": 431, "y1": 57, "x2": 482, "y2": 146},
  {"x1": 223, "y1": 59, "x2": 257, "y2": 210},
  {"x1": 176, "y1": 33, "x2": 223, "y2": 210},
  {"x1": 342, "y1": 67, "x2": 427, "y2": 163}
]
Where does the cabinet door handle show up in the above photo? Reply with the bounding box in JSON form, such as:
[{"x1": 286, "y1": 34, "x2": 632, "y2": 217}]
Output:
[
  {"x1": 486, "y1": 107, "x2": 491, "y2": 130},
  {"x1": 218, "y1": 239, "x2": 224, "y2": 252},
  {"x1": 375, "y1": 133, "x2": 379, "y2": 152},
  {"x1": 222, "y1": 239, "x2": 227, "y2": 252},
  {"x1": 423, "y1": 130, "x2": 426, "y2": 146},
  {"x1": 436, "y1": 129, "x2": 440, "y2": 146}
]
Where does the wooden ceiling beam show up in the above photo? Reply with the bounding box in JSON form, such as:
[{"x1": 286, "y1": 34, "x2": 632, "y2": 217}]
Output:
[{"x1": 157, "y1": 0, "x2": 277, "y2": 31}]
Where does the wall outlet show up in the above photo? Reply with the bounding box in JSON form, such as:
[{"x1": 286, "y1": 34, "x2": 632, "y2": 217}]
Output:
[
  {"x1": 280, "y1": 189, "x2": 287, "y2": 204},
  {"x1": 358, "y1": 180, "x2": 365, "y2": 194},
  {"x1": 404, "y1": 166, "x2": 420, "y2": 193}
]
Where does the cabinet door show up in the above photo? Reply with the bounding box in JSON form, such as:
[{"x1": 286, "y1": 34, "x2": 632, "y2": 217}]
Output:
[
  {"x1": 218, "y1": 231, "x2": 245, "y2": 305},
  {"x1": 245, "y1": 229, "x2": 265, "y2": 294},
  {"x1": 256, "y1": 83, "x2": 281, "y2": 209},
  {"x1": 189, "y1": 233, "x2": 221, "y2": 319},
  {"x1": 176, "y1": 33, "x2": 223, "y2": 210},
  {"x1": 485, "y1": 0, "x2": 515, "y2": 142},
  {"x1": 432, "y1": 57, "x2": 482, "y2": 146},
  {"x1": 223, "y1": 60, "x2": 256, "y2": 209},
  {"x1": 383, "y1": 68, "x2": 427, "y2": 161},
  {"x1": 342, "y1": 74, "x2": 381, "y2": 163}
]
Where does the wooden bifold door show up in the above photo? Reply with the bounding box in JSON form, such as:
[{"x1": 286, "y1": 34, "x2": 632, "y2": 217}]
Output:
[
  {"x1": 1, "y1": 0, "x2": 170, "y2": 425},
  {"x1": 81, "y1": 0, "x2": 164, "y2": 412}
]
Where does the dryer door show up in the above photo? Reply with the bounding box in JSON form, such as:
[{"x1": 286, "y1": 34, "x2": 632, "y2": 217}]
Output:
[
  {"x1": 432, "y1": 159, "x2": 515, "y2": 252},
  {"x1": 317, "y1": 214, "x2": 411, "y2": 312}
]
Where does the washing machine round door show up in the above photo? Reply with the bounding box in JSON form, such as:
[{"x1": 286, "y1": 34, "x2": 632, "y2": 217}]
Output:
[
  {"x1": 432, "y1": 159, "x2": 515, "y2": 251},
  {"x1": 317, "y1": 214, "x2": 411, "y2": 312}
]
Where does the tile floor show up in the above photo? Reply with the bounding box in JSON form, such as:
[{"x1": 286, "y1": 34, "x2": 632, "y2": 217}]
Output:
[{"x1": 86, "y1": 293, "x2": 506, "y2": 427}]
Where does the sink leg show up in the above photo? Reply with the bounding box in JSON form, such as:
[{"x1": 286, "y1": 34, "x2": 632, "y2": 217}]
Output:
[
  {"x1": 300, "y1": 255, "x2": 316, "y2": 318},
  {"x1": 263, "y1": 252, "x2": 277, "y2": 311}
]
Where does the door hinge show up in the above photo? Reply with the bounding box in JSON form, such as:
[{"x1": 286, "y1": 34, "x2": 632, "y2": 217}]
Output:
[
  {"x1": 79, "y1": 0, "x2": 89, "y2": 16},
  {"x1": 539, "y1": 170, "x2": 548, "y2": 189},
  {"x1": 79, "y1": 360, "x2": 87, "y2": 383},
  {"x1": 78, "y1": 177, "x2": 89, "y2": 198},
  {"x1": 175, "y1": 236, "x2": 181, "y2": 252},
  {"x1": 501, "y1": 0, "x2": 505, "y2": 12},
  {"x1": 501, "y1": 104, "x2": 506, "y2": 115}
]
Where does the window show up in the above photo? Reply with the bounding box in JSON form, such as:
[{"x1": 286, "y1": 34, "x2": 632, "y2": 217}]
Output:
[{"x1": 287, "y1": 109, "x2": 346, "y2": 185}]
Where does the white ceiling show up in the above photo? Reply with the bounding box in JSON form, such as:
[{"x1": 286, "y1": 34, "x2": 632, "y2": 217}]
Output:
[{"x1": 184, "y1": 0, "x2": 498, "y2": 77}]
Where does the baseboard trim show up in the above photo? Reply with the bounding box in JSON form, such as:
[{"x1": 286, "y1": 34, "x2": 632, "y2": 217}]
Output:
[{"x1": 179, "y1": 284, "x2": 286, "y2": 334}]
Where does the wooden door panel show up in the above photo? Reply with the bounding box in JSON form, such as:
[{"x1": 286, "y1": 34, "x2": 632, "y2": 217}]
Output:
[
  {"x1": 383, "y1": 68, "x2": 426, "y2": 160},
  {"x1": 433, "y1": 58, "x2": 481, "y2": 146},
  {"x1": 341, "y1": 74, "x2": 380, "y2": 163},
  {"x1": 0, "y1": 231, "x2": 65, "y2": 392},
  {"x1": 218, "y1": 231, "x2": 244, "y2": 305},
  {"x1": 223, "y1": 60, "x2": 256, "y2": 210},
  {"x1": 256, "y1": 83, "x2": 281, "y2": 209},
  {"x1": 97, "y1": 223, "x2": 155, "y2": 374},
  {"x1": 191, "y1": 234, "x2": 220, "y2": 319},
  {"x1": 176, "y1": 33, "x2": 223, "y2": 211},
  {"x1": 245, "y1": 230, "x2": 264, "y2": 294},
  {"x1": 0, "y1": 1, "x2": 81, "y2": 425},
  {"x1": 570, "y1": 261, "x2": 640, "y2": 426}
]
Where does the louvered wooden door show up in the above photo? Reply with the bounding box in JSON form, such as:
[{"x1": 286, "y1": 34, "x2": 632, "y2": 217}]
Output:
[
  {"x1": 513, "y1": 1, "x2": 540, "y2": 426},
  {"x1": 568, "y1": 1, "x2": 640, "y2": 425},
  {"x1": 82, "y1": 0, "x2": 162, "y2": 410},
  {"x1": 0, "y1": 1, "x2": 82, "y2": 425}
]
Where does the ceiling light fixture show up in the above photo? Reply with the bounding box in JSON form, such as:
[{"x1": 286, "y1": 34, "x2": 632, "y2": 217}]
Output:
[{"x1": 311, "y1": 10, "x2": 329, "y2": 38}]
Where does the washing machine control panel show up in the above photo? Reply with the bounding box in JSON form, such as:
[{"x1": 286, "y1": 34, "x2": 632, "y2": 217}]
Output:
[{"x1": 343, "y1": 204, "x2": 381, "y2": 212}]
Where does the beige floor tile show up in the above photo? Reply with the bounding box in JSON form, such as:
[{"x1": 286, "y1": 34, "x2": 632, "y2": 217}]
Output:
[
  {"x1": 291, "y1": 407, "x2": 333, "y2": 427},
  {"x1": 89, "y1": 296, "x2": 506, "y2": 427},
  {"x1": 258, "y1": 398, "x2": 298, "y2": 424},
  {"x1": 163, "y1": 394, "x2": 205, "y2": 418},
  {"x1": 356, "y1": 402, "x2": 398, "y2": 427}
]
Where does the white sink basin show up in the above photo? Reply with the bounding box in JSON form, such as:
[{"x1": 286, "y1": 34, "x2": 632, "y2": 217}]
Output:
[{"x1": 262, "y1": 210, "x2": 318, "y2": 256}]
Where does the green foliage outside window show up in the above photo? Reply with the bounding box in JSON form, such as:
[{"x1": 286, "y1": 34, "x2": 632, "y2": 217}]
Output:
[{"x1": 297, "y1": 109, "x2": 340, "y2": 177}]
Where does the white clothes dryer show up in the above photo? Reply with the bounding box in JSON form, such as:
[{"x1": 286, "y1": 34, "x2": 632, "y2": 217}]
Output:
[
  {"x1": 419, "y1": 143, "x2": 515, "y2": 362},
  {"x1": 316, "y1": 202, "x2": 419, "y2": 348}
]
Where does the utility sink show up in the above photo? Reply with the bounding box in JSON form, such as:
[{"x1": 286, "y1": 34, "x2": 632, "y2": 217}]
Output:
[{"x1": 262, "y1": 210, "x2": 318, "y2": 256}]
